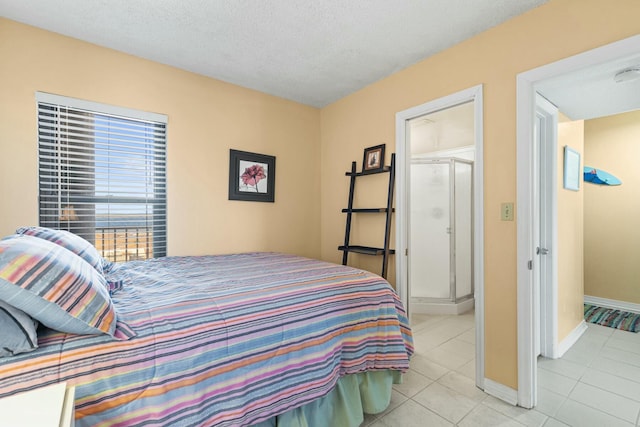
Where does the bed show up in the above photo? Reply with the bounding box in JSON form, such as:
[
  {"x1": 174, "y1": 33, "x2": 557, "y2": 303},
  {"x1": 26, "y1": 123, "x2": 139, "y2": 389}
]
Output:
[{"x1": 0, "y1": 228, "x2": 413, "y2": 427}]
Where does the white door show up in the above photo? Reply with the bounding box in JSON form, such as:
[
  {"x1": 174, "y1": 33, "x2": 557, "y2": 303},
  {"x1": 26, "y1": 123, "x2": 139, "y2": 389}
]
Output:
[
  {"x1": 535, "y1": 94, "x2": 558, "y2": 359},
  {"x1": 532, "y1": 113, "x2": 542, "y2": 359}
]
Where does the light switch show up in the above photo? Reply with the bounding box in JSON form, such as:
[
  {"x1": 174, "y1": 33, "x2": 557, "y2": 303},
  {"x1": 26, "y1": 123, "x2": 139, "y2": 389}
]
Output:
[{"x1": 501, "y1": 202, "x2": 514, "y2": 221}]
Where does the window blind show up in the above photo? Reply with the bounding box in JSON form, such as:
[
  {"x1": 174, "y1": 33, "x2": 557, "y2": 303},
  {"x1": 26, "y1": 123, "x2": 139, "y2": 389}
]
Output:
[{"x1": 36, "y1": 93, "x2": 167, "y2": 262}]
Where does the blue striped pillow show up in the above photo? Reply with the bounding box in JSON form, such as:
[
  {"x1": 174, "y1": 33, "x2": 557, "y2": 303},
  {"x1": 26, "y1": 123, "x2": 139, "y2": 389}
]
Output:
[
  {"x1": 16, "y1": 226, "x2": 104, "y2": 275},
  {"x1": 0, "y1": 300, "x2": 38, "y2": 357},
  {"x1": 0, "y1": 235, "x2": 116, "y2": 337}
]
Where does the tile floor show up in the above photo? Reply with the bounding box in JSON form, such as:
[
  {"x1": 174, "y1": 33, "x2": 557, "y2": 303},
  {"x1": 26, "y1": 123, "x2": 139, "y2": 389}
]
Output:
[{"x1": 361, "y1": 312, "x2": 640, "y2": 426}]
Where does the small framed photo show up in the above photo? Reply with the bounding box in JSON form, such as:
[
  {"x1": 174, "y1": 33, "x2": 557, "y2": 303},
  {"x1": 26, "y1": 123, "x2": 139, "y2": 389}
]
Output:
[
  {"x1": 229, "y1": 149, "x2": 276, "y2": 202},
  {"x1": 362, "y1": 144, "x2": 385, "y2": 173},
  {"x1": 563, "y1": 145, "x2": 580, "y2": 191}
]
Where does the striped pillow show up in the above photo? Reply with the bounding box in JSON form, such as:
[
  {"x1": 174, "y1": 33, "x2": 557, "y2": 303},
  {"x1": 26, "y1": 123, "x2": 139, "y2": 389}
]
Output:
[
  {"x1": 0, "y1": 300, "x2": 38, "y2": 357},
  {"x1": 16, "y1": 226, "x2": 104, "y2": 275},
  {"x1": 0, "y1": 235, "x2": 117, "y2": 337}
]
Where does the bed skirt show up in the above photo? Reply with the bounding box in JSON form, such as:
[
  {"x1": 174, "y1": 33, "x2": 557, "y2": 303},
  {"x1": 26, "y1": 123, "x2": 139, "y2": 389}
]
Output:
[{"x1": 256, "y1": 370, "x2": 401, "y2": 427}]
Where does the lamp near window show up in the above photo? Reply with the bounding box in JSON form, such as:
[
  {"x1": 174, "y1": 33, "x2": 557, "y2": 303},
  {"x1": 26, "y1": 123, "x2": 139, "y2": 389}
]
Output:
[{"x1": 59, "y1": 205, "x2": 79, "y2": 222}]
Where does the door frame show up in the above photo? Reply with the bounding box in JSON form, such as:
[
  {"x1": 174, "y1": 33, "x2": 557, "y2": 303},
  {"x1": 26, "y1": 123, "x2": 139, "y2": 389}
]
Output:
[
  {"x1": 516, "y1": 34, "x2": 640, "y2": 409},
  {"x1": 396, "y1": 84, "x2": 484, "y2": 388}
]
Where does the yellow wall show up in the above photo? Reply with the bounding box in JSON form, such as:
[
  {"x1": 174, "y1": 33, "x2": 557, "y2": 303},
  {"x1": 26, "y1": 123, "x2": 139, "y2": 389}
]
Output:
[
  {"x1": 584, "y1": 110, "x2": 640, "y2": 304},
  {"x1": 557, "y1": 120, "x2": 585, "y2": 341},
  {"x1": 0, "y1": 18, "x2": 321, "y2": 259},
  {"x1": 320, "y1": 0, "x2": 640, "y2": 388}
]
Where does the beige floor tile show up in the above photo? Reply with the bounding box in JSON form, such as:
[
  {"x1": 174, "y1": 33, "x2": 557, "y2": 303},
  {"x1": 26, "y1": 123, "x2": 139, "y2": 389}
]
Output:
[
  {"x1": 542, "y1": 418, "x2": 571, "y2": 427},
  {"x1": 581, "y1": 368, "x2": 640, "y2": 402},
  {"x1": 482, "y1": 396, "x2": 548, "y2": 427},
  {"x1": 376, "y1": 400, "x2": 453, "y2": 427},
  {"x1": 607, "y1": 335, "x2": 640, "y2": 356},
  {"x1": 537, "y1": 358, "x2": 587, "y2": 381},
  {"x1": 455, "y1": 358, "x2": 476, "y2": 381},
  {"x1": 568, "y1": 382, "x2": 640, "y2": 423},
  {"x1": 612, "y1": 328, "x2": 640, "y2": 343},
  {"x1": 409, "y1": 313, "x2": 448, "y2": 334},
  {"x1": 421, "y1": 345, "x2": 474, "y2": 371},
  {"x1": 560, "y1": 334, "x2": 608, "y2": 366},
  {"x1": 457, "y1": 404, "x2": 524, "y2": 427},
  {"x1": 560, "y1": 345, "x2": 600, "y2": 367},
  {"x1": 392, "y1": 368, "x2": 432, "y2": 398},
  {"x1": 537, "y1": 368, "x2": 578, "y2": 397},
  {"x1": 581, "y1": 323, "x2": 614, "y2": 338},
  {"x1": 409, "y1": 354, "x2": 449, "y2": 381},
  {"x1": 589, "y1": 355, "x2": 640, "y2": 384},
  {"x1": 535, "y1": 388, "x2": 566, "y2": 417},
  {"x1": 554, "y1": 398, "x2": 634, "y2": 427},
  {"x1": 436, "y1": 371, "x2": 487, "y2": 402},
  {"x1": 437, "y1": 338, "x2": 475, "y2": 360},
  {"x1": 413, "y1": 382, "x2": 480, "y2": 424},
  {"x1": 598, "y1": 346, "x2": 640, "y2": 369},
  {"x1": 457, "y1": 328, "x2": 476, "y2": 344},
  {"x1": 411, "y1": 333, "x2": 455, "y2": 354}
]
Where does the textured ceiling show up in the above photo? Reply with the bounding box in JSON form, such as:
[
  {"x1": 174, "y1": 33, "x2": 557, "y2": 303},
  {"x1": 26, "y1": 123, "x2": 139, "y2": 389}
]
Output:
[{"x1": 0, "y1": 0, "x2": 547, "y2": 107}]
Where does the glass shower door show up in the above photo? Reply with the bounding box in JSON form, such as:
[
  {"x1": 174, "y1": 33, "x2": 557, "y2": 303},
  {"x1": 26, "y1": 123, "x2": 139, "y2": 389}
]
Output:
[
  {"x1": 409, "y1": 161, "x2": 451, "y2": 299},
  {"x1": 454, "y1": 160, "x2": 473, "y2": 300}
]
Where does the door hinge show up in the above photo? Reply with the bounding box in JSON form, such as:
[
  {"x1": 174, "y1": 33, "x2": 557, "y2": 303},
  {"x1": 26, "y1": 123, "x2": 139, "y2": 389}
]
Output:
[
  {"x1": 405, "y1": 248, "x2": 408, "y2": 256},
  {"x1": 528, "y1": 260, "x2": 533, "y2": 270}
]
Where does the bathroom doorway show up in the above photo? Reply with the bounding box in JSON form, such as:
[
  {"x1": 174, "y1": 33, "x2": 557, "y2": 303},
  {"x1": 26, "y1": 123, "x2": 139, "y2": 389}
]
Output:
[{"x1": 396, "y1": 84, "x2": 484, "y2": 389}]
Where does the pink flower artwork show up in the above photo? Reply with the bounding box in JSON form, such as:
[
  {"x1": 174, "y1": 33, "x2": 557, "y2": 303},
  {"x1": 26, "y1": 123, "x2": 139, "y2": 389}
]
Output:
[{"x1": 240, "y1": 164, "x2": 267, "y2": 192}]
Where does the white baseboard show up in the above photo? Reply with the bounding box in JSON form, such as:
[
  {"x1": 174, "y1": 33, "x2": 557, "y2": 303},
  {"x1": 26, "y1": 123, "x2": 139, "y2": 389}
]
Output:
[
  {"x1": 484, "y1": 378, "x2": 518, "y2": 406},
  {"x1": 410, "y1": 298, "x2": 474, "y2": 315},
  {"x1": 584, "y1": 295, "x2": 640, "y2": 314},
  {"x1": 557, "y1": 320, "x2": 588, "y2": 358}
]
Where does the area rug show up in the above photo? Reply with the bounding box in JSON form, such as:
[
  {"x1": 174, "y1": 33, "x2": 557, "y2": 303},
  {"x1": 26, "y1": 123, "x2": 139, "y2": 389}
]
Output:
[{"x1": 584, "y1": 304, "x2": 640, "y2": 332}]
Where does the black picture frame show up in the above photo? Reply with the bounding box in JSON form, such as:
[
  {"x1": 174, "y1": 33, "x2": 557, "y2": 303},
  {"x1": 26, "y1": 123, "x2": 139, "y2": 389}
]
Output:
[
  {"x1": 362, "y1": 144, "x2": 385, "y2": 173},
  {"x1": 228, "y1": 149, "x2": 276, "y2": 202}
]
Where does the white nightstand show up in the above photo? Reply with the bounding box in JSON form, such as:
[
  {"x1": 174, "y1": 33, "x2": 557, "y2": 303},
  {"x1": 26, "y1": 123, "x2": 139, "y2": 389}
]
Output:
[{"x1": 0, "y1": 382, "x2": 75, "y2": 427}]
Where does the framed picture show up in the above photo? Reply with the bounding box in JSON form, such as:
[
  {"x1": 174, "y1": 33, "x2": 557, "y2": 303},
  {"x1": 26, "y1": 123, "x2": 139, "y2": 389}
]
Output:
[
  {"x1": 228, "y1": 149, "x2": 276, "y2": 202},
  {"x1": 362, "y1": 144, "x2": 385, "y2": 173},
  {"x1": 563, "y1": 145, "x2": 580, "y2": 191}
]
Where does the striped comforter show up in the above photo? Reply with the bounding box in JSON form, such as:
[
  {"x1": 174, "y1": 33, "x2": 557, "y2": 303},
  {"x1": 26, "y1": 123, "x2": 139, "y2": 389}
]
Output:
[{"x1": 0, "y1": 253, "x2": 413, "y2": 426}]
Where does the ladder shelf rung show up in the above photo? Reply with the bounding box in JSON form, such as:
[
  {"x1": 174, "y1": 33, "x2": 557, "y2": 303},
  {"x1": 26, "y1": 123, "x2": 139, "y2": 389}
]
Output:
[
  {"x1": 341, "y1": 208, "x2": 393, "y2": 213},
  {"x1": 345, "y1": 166, "x2": 391, "y2": 177},
  {"x1": 338, "y1": 245, "x2": 396, "y2": 256}
]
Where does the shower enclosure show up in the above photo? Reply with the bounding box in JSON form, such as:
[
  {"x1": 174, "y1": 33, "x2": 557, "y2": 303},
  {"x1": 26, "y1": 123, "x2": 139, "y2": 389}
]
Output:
[{"x1": 410, "y1": 157, "x2": 474, "y2": 314}]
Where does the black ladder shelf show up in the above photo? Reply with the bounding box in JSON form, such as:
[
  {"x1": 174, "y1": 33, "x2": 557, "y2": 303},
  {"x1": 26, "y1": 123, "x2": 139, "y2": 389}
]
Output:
[{"x1": 338, "y1": 153, "x2": 395, "y2": 279}]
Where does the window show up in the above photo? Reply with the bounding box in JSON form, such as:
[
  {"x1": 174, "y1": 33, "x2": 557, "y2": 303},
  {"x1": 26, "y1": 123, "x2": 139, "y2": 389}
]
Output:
[{"x1": 37, "y1": 92, "x2": 167, "y2": 262}]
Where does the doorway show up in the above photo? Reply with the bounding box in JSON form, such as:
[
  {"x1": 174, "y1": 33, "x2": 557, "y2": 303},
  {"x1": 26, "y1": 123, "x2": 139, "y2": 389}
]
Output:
[
  {"x1": 396, "y1": 84, "x2": 484, "y2": 389},
  {"x1": 516, "y1": 34, "x2": 640, "y2": 409}
]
